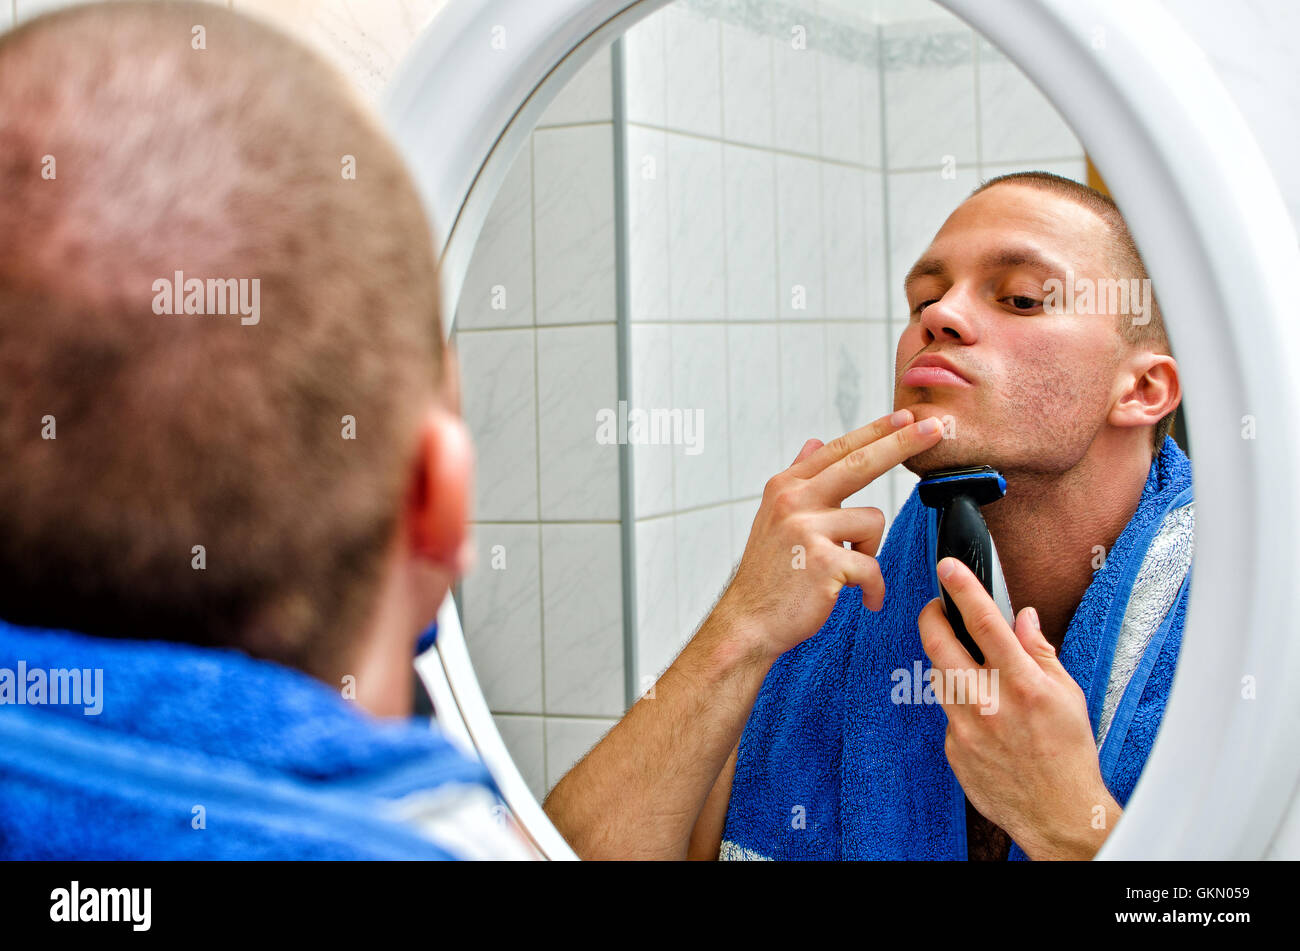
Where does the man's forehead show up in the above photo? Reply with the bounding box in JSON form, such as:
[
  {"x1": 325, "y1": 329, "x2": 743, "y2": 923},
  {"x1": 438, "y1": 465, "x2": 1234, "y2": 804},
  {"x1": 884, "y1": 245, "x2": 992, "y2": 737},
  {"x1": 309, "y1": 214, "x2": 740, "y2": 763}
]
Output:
[{"x1": 923, "y1": 183, "x2": 1110, "y2": 272}]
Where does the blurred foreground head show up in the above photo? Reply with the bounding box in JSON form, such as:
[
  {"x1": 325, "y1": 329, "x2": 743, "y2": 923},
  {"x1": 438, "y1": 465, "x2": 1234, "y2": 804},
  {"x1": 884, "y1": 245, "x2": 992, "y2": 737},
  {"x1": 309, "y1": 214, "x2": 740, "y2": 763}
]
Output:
[{"x1": 0, "y1": 2, "x2": 449, "y2": 674}]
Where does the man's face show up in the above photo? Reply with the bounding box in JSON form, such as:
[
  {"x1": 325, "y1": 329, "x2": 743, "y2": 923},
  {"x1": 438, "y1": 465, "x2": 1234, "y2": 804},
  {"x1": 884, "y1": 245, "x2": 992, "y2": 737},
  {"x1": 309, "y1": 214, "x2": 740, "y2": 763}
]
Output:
[{"x1": 894, "y1": 183, "x2": 1127, "y2": 477}]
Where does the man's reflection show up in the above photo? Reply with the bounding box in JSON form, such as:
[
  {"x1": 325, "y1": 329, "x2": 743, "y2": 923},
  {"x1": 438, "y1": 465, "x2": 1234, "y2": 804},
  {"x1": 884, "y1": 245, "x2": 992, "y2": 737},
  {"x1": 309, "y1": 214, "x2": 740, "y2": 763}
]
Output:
[{"x1": 545, "y1": 172, "x2": 1189, "y2": 862}]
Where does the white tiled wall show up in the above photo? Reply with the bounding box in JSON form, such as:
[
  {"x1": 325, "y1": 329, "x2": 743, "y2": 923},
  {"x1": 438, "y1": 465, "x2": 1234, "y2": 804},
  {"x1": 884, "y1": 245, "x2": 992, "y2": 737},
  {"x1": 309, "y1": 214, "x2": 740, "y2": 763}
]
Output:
[
  {"x1": 536, "y1": 325, "x2": 621, "y2": 519},
  {"x1": 621, "y1": 1, "x2": 902, "y2": 708},
  {"x1": 451, "y1": 47, "x2": 622, "y2": 804},
  {"x1": 883, "y1": 22, "x2": 977, "y2": 171},
  {"x1": 533, "y1": 126, "x2": 617, "y2": 327}
]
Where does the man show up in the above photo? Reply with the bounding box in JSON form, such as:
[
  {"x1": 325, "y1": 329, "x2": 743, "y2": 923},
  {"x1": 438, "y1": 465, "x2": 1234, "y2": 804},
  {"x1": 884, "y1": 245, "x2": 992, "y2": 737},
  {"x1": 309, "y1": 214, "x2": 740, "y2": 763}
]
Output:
[
  {"x1": 0, "y1": 2, "x2": 532, "y2": 859},
  {"x1": 543, "y1": 171, "x2": 1186, "y2": 861}
]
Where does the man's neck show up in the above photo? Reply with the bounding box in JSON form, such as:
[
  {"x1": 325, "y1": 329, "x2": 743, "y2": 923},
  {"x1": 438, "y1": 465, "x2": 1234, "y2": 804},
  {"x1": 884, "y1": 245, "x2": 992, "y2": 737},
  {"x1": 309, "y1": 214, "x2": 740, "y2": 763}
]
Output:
[
  {"x1": 327, "y1": 551, "x2": 430, "y2": 719},
  {"x1": 979, "y1": 444, "x2": 1154, "y2": 650}
]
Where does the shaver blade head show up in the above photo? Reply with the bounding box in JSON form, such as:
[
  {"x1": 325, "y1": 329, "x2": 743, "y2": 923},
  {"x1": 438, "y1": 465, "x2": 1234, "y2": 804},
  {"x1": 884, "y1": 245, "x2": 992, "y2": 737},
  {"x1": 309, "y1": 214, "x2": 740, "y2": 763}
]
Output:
[
  {"x1": 917, "y1": 465, "x2": 1007, "y2": 509},
  {"x1": 918, "y1": 465, "x2": 1014, "y2": 663}
]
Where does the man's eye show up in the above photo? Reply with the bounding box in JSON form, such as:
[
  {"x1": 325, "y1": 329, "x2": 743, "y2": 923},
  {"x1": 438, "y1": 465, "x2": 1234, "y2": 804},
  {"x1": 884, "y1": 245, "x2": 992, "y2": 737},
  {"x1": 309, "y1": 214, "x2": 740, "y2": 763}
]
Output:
[
  {"x1": 912, "y1": 299, "x2": 939, "y2": 316},
  {"x1": 1003, "y1": 295, "x2": 1041, "y2": 311}
]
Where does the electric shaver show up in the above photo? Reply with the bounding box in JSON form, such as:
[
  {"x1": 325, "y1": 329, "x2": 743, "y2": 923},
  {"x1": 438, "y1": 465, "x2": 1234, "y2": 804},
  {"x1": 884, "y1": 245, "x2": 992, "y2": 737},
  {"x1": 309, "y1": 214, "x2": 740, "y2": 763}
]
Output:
[{"x1": 917, "y1": 466, "x2": 1014, "y2": 665}]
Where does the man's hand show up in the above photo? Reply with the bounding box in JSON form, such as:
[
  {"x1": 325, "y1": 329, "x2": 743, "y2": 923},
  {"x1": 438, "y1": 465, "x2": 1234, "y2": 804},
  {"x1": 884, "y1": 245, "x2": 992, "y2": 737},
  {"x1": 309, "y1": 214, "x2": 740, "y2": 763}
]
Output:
[
  {"x1": 543, "y1": 410, "x2": 943, "y2": 860},
  {"x1": 712, "y1": 410, "x2": 945, "y2": 665},
  {"x1": 918, "y1": 557, "x2": 1122, "y2": 860}
]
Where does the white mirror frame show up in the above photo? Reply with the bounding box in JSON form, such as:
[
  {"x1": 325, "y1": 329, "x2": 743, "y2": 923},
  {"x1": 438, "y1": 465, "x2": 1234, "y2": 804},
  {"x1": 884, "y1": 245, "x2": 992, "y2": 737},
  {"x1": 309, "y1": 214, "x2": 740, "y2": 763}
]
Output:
[{"x1": 385, "y1": 0, "x2": 1300, "y2": 860}]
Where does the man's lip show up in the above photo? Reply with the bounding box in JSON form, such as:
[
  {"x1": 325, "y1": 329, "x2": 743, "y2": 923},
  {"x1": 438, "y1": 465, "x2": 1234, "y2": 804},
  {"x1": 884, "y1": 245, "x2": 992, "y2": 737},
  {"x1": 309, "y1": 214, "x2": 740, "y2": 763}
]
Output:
[
  {"x1": 900, "y1": 366, "x2": 970, "y2": 387},
  {"x1": 901, "y1": 354, "x2": 972, "y2": 387}
]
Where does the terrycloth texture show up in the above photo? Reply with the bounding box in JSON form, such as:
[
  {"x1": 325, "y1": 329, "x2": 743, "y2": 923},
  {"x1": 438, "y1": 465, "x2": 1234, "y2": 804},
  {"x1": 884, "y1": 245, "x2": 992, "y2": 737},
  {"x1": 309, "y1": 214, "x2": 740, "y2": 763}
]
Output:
[
  {"x1": 1097, "y1": 502, "x2": 1195, "y2": 752},
  {"x1": 0, "y1": 621, "x2": 502, "y2": 859},
  {"x1": 722, "y1": 436, "x2": 1194, "y2": 861}
]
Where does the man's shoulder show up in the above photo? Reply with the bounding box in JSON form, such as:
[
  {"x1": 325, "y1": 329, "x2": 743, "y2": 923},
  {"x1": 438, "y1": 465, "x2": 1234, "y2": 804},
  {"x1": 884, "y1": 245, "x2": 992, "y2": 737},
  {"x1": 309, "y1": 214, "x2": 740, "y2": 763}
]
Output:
[
  {"x1": 384, "y1": 781, "x2": 537, "y2": 860},
  {"x1": 0, "y1": 621, "x2": 520, "y2": 859}
]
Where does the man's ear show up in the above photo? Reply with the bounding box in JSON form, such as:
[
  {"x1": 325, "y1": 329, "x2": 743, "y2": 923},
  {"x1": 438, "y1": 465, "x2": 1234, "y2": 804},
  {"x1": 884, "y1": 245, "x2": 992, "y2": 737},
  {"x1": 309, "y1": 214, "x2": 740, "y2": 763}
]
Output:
[
  {"x1": 408, "y1": 405, "x2": 473, "y2": 574},
  {"x1": 1109, "y1": 352, "x2": 1181, "y2": 430}
]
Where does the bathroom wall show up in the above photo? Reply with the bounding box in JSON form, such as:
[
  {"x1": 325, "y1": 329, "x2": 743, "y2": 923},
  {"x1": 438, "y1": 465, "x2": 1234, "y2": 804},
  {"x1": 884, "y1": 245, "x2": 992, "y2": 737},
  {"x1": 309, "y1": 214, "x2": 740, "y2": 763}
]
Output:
[
  {"x1": 619, "y1": 0, "x2": 895, "y2": 695},
  {"x1": 450, "y1": 51, "x2": 623, "y2": 805}
]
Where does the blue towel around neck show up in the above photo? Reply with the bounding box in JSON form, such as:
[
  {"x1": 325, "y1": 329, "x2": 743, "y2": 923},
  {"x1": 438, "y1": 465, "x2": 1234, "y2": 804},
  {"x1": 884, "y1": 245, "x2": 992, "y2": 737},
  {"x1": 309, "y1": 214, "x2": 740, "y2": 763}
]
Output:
[
  {"x1": 0, "y1": 621, "x2": 503, "y2": 859},
  {"x1": 721, "y1": 436, "x2": 1195, "y2": 860}
]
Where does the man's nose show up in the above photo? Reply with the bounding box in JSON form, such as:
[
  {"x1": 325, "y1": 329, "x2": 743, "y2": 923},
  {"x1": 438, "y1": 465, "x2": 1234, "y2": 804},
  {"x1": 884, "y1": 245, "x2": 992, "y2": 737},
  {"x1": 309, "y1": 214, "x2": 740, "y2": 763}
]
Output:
[{"x1": 918, "y1": 291, "x2": 976, "y2": 345}]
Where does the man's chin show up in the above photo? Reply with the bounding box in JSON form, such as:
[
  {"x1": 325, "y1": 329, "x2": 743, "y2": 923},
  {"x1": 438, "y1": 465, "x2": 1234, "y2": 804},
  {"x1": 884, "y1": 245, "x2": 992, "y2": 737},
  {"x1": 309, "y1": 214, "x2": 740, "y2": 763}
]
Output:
[
  {"x1": 894, "y1": 398, "x2": 982, "y2": 474},
  {"x1": 902, "y1": 440, "x2": 985, "y2": 476}
]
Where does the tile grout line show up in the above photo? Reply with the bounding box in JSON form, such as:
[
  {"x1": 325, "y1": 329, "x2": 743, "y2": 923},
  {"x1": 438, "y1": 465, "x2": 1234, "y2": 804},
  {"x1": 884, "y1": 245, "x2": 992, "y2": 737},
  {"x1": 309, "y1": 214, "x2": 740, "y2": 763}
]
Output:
[
  {"x1": 528, "y1": 128, "x2": 549, "y2": 782},
  {"x1": 459, "y1": 315, "x2": 900, "y2": 332},
  {"x1": 624, "y1": 118, "x2": 892, "y2": 173},
  {"x1": 876, "y1": 20, "x2": 898, "y2": 518},
  {"x1": 657, "y1": 14, "x2": 687, "y2": 652},
  {"x1": 857, "y1": 48, "x2": 875, "y2": 435},
  {"x1": 769, "y1": 31, "x2": 786, "y2": 465},
  {"x1": 815, "y1": 49, "x2": 830, "y2": 447},
  {"x1": 716, "y1": 17, "x2": 735, "y2": 517},
  {"x1": 611, "y1": 37, "x2": 640, "y2": 712}
]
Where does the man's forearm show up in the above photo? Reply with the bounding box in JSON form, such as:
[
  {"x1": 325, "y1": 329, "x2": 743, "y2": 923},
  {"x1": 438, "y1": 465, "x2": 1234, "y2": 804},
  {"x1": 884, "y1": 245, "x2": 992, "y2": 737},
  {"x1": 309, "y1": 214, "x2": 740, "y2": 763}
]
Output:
[
  {"x1": 541, "y1": 609, "x2": 774, "y2": 860},
  {"x1": 540, "y1": 415, "x2": 937, "y2": 859}
]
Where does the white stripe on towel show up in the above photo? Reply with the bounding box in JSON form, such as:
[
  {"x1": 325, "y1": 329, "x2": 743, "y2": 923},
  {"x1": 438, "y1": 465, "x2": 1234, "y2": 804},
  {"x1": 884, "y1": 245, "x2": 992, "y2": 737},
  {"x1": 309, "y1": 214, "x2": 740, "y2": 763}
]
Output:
[
  {"x1": 719, "y1": 839, "x2": 773, "y2": 861},
  {"x1": 1096, "y1": 502, "x2": 1195, "y2": 751}
]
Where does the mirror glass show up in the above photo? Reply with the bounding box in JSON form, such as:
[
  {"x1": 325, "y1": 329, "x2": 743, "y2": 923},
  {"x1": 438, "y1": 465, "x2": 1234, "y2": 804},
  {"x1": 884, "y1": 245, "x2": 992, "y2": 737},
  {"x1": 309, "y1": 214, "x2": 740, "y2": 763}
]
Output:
[{"x1": 448, "y1": 0, "x2": 1134, "y2": 807}]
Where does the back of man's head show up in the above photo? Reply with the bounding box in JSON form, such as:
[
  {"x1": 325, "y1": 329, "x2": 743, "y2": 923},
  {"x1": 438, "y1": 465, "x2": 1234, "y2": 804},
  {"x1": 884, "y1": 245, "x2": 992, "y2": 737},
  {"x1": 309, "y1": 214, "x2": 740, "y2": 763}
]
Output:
[{"x1": 0, "y1": 2, "x2": 444, "y2": 674}]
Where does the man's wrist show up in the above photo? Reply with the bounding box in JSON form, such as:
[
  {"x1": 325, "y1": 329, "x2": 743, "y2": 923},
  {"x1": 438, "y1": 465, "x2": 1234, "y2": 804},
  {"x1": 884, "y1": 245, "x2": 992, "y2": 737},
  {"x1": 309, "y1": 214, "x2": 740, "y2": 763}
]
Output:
[
  {"x1": 1022, "y1": 786, "x2": 1122, "y2": 860},
  {"x1": 696, "y1": 606, "x2": 780, "y2": 677}
]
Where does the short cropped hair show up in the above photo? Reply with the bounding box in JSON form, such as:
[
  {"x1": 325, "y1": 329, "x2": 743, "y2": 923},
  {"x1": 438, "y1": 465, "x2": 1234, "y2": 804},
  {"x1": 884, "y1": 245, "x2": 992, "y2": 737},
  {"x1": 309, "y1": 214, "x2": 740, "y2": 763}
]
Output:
[
  {"x1": 0, "y1": 2, "x2": 444, "y2": 672},
  {"x1": 971, "y1": 171, "x2": 1176, "y2": 452}
]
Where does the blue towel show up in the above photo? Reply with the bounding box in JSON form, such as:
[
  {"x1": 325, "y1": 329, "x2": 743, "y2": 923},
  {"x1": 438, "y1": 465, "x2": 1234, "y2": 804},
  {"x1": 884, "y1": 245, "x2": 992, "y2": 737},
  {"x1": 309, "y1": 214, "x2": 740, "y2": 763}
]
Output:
[
  {"x1": 722, "y1": 436, "x2": 1194, "y2": 860},
  {"x1": 0, "y1": 621, "x2": 503, "y2": 859}
]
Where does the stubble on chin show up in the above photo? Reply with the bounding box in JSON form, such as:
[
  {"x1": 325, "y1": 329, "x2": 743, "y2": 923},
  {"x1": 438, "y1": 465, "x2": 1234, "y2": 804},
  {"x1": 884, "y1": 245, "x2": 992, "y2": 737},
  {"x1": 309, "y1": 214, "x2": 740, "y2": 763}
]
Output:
[{"x1": 902, "y1": 438, "x2": 976, "y2": 476}]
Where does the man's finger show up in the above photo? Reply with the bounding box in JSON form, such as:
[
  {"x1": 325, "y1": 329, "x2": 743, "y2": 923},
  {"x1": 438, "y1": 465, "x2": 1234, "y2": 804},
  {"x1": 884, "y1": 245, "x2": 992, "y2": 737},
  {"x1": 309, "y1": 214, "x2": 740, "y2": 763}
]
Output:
[
  {"x1": 791, "y1": 438, "x2": 824, "y2": 467},
  {"x1": 1012, "y1": 605, "x2": 1060, "y2": 671},
  {"x1": 836, "y1": 549, "x2": 886, "y2": 612},
  {"x1": 917, "y1": 595, "x2": 971, "y2": 679},
  {"x1": 787, "y1": 410, "x2": 913, "y2": 479},
  {"x1": 917, "y1": 597, "x2": 982, "y2": 724},
  {"x1": 810, "y1": 418, "x2": 944, "y2": 505},
  {"x1": 818, "y1": 506, "x2": 886, "y2": 553},
  {"x1": 935, "y1": 557, "x2": 1025, "y2": 672}
]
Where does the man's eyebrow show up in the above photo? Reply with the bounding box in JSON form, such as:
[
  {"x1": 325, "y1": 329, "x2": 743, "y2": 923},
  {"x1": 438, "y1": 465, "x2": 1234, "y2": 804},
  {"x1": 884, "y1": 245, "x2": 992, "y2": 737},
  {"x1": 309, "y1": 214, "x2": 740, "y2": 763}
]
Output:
[
  {"x1": 903, "y1": 246, "x2": 1069, "y2": 294},
  {"x1": 903, "y1": 257, "x2": 947, "y2": 291},
  {"x1": 977, "y1": 247, "x2": 1069, "y2": 277}
]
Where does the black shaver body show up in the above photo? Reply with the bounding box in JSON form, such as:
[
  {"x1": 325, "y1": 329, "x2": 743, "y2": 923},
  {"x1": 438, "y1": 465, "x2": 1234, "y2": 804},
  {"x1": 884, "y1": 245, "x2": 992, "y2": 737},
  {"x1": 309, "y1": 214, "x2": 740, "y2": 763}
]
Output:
[{"x1": 917, "y1": 466, "x2": 1014, "y2": 665}]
